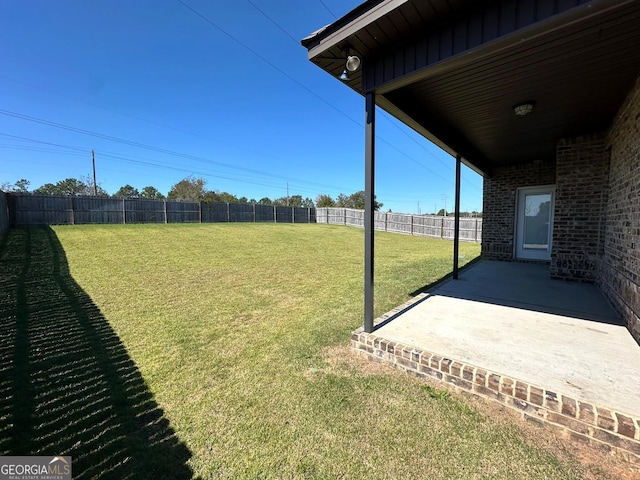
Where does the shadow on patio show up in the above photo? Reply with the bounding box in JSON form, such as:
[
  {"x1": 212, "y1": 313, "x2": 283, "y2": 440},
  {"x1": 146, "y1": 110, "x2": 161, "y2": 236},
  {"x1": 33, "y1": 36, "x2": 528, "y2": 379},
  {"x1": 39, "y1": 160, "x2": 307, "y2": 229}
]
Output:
[
  {"x1": 0, "y1": 227, "x2": 194, "y2": 479},
  {"x1": 353, "y1": 260, "x2": 640, "y2": 461}
]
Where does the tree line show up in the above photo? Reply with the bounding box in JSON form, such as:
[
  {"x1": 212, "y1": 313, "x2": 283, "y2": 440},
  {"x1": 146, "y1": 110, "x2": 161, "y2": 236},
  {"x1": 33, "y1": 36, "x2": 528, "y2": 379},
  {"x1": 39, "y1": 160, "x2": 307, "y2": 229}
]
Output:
[{"x1": 0, "y1": 176, "x2": 384, "y2": 210}]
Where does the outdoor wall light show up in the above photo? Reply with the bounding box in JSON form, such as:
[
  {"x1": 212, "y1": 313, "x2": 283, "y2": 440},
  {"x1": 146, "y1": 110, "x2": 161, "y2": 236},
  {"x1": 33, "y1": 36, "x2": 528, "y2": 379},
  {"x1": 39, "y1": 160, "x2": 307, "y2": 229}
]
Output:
[
  {"x1": 346, "y1": 54, "x2": 361, "y2": 72},
  {"x1": 513, "y1": 101, "x2": 536, "y2": 116},
  {"x1": 340, "y1": 49, "x2": 361, "y2": 81}
]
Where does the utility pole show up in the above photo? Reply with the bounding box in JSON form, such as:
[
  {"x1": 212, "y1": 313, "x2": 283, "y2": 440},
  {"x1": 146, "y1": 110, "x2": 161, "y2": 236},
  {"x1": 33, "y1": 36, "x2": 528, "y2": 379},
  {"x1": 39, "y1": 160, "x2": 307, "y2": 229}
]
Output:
[
  {"x1": 92, "y1": 149, "x2": 97, "y2": 196},
  {"x1": 286, "y1": 182, "x2": 289, "y2": 206},
  {"x1": 416, "y1": 201, "x2": 421, "y2": 215},
  {"x1": 443, "y1": 193, "x2": 448, "y2": 216}
]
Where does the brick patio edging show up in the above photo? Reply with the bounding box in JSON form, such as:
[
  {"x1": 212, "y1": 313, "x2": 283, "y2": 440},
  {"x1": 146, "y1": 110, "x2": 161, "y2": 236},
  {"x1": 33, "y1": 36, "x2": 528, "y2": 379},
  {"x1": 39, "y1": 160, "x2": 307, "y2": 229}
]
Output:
[{"x1": 352, "y1": 324, "x2": 640, "y2": 464}]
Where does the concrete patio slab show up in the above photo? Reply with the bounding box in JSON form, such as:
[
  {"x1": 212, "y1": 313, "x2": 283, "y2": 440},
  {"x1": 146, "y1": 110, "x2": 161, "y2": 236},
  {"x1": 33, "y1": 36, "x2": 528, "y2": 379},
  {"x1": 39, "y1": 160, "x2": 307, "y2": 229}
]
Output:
[
  {"x1": 374, "y1": 261, "x2": 640, "y2": 417},
  {"x1": 352, "y1": 260, "x2": 640, "y2": 460}
]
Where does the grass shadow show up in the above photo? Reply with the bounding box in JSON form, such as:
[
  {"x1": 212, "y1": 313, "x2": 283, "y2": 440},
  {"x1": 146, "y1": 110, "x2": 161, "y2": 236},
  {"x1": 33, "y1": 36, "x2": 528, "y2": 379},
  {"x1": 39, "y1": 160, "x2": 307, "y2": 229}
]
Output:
[{"x1": 0, "y1": 227, "x2": 195, "y2": 479}]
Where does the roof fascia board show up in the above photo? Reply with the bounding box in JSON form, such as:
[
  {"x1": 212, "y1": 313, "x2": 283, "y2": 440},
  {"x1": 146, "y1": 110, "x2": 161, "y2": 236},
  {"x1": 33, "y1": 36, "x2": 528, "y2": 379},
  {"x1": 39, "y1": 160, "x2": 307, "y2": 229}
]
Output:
[{"x1": 307, "y1": 0, "x2": 409, "y2": 60}]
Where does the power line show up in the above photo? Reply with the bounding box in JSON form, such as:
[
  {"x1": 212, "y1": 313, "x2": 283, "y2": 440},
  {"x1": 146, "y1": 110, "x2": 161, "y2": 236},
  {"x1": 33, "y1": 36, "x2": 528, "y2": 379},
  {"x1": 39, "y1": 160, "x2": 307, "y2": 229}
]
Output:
[
  {"x1": 176, "y1": 0, "x2": 361, "y2": 131},
  {"x1": 0, "y1": 75, "x2": 224, "y2": 146},
  {"x1": 318, "y1": 0, "x2": 338, "y2": 19},
  {"x1": 0, "y1": 112, "x2": 353, "y2": 193},
  {"x1": 1, "y1": 74, "x2": 358, "y2": 182},
  {"x1": 240, "y1": 0, "x2": 483, "y2": 194},
  {"x1": 0, "y1": 132, "x2": 351, "y2": 198},
  {"x1": 246, "y1": 0, "x2": 298, "y2": 43},
  {"x1": 2, "y1": 136, "x2": 481, "y2": 208}
]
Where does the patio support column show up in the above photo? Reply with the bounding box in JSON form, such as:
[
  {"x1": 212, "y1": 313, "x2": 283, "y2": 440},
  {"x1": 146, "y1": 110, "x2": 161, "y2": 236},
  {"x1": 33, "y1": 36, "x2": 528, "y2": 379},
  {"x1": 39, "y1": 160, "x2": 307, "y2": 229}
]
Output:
[
  {"x1": 453, "y1": 154, "x2": 461, "y2": 279},
  {"x1": 364, "y1": 91, "x2": 376, "y2": 333}
]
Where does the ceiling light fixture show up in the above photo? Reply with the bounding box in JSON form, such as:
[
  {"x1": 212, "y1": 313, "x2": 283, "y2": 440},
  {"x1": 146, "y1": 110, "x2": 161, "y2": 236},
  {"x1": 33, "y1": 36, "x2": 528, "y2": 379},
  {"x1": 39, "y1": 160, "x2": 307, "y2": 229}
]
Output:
[{"x1": 513, "y1": 101, "x2": 536, "y2": 116}]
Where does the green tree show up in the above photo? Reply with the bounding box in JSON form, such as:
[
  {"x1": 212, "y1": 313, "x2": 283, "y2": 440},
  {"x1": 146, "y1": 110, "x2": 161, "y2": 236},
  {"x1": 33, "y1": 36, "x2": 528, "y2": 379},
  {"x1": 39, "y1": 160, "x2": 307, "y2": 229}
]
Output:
[
  {"x1": 140, "y1": 186, "x2": 165, "y2": 199},
  {"x1": 34, "y1": 178, "x2": 89, "y2": 196},
  {"x1": 202, "y1": 191, "x2": 221, "y2": 202},
  {"x1": 301, "y1": 197, "x2": 315, "y2": 208},
  {"x1": 1, "y1": 178, "x2": 30, "y2": 193},
  {"x1": 202, "y1": 191, "x2": 240, "y2": 203},
  {"x1": 346, "y1": 191, "x2": 380, "y2": 210},
  {"x1": 80, "y1": 174, "x2": 109, "y2": 196},
  {"x1": 315, "y1": 194, "x2": 335, "y2": 207},
  {"x1": 57, "y1": 178, "x2": 86, "y2": 195},
  {"x1": 14, "y1": 179, "x2": 30, "y2": 192},
  {"x1": 217, "y1": 192, "x2": 239, "y2": 203},
  {"x1": 273, "y1": 195, "x2": 301, "y2": 207},
  {"x1": 335, "y1": 193, "x2": 350, "y2": 207},
  {"x1": 114, "y1": 184, "x2": 140, "y2": 198},
  {"x1": 258, "y1": 197, "x2": 272, "y2": 205},
  {"x1": 33, "y1": 183, "x2": 58, "y2": 195},
  {"x1": 333, "y1": 191, "x2": 383, "y2": 210},
  {"x1": 167, "y1": 176, "x2": 207, "y2": 201},
  {"x1": 275, "y1": 195, "x2": 314, "y2": 208}
]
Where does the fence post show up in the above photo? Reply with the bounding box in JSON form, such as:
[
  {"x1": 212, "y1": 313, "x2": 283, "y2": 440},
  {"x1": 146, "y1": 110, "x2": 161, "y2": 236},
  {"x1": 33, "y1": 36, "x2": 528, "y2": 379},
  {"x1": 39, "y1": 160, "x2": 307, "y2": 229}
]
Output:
[
  {"x1": 411, "y1": 215, "x2": 414, "y2": 236},
  {"x1": 163, "y1": 200, "x2": 167, "y2": 224},
  {"x1": 274, "y1": 205, "x2": 277, "y2": 223},
  {"x1": 385, "y1": 211, "x2": 388, "y2": 232},
  {"x1": 227, "y1": 203, "x2": 230, "y2": 223},
  {"x1": 344, "y1": 208, "x2": 347, "y2": 225},
  {"x1": 292, "y1": 206, "x2": 295, "y2": 224},
  {"x1": 122, "y1": 198, "x2": 126, "y2": 224},
  {"x1": 253, "y1": 203, "x2": 256, "y2": 223},
  {"x1": 71, "y1": 197, "x2": 75, "y2": 225},
  {"x1": 199, "y1": 202, "x2": 202, "y2": 223},
  {"x1": 441, "y1": 216, "x2": 444, "y2": 239}
]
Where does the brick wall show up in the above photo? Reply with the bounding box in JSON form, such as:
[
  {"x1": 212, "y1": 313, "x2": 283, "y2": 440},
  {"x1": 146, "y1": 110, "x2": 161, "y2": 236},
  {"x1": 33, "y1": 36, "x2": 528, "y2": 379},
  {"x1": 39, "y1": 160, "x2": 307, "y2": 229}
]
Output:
[
  {"x1": 600, "y1": 76, "x2": 640, "y2": 344},
  {"x1": 482, "y1": 160, "x2": 556, "y2": 260},
  {"x1": 550, "y1": 134, "x2": 609, "y2": 281}
]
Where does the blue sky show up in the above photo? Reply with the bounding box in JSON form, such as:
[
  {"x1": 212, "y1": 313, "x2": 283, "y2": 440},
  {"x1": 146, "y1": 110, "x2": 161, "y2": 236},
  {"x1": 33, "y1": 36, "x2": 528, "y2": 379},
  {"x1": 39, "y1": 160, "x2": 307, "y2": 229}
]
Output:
[{"x1": 0, "y1": 0, "x2": 483, "y2": 214}]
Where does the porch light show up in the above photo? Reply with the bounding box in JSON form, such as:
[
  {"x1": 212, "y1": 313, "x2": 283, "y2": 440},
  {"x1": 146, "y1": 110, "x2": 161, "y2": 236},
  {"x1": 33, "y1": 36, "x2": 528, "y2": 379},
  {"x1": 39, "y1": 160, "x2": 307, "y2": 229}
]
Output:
[
  {"x1": 513, "y1": 102, "x2": 536, "y2": 116},
  {"x1": 346, "y1": 55, "x2": 361, "y2": 72},
  {"x1": 340, "y1": 49, "x2": 361, "y2": 81}
]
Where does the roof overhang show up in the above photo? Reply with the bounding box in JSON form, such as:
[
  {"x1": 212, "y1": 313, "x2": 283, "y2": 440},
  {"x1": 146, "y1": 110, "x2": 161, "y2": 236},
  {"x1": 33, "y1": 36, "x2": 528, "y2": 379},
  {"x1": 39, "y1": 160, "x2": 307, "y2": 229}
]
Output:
[{"x1": 302, "y1": 0, "x2": 640, "y2": 177}]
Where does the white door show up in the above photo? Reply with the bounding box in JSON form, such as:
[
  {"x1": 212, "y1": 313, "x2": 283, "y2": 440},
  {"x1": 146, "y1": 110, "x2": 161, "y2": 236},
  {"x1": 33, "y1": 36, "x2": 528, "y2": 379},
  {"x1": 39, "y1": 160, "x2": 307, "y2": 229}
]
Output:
[{"x1": 515, "y1": 187, "x2": 555, "y2": 261}]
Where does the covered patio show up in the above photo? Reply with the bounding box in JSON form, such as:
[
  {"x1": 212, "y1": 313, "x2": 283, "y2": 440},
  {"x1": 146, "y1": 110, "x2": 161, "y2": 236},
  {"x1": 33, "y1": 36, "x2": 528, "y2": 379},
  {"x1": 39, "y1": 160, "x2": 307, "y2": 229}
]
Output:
[
  {"x1": 367, "y1": 260, "x2": 640, "y2": 416},
  {"x1": 303, "y1": 0, "x2": 640, "y2": 461},
  {"x1": 352, "y1": 261, "x2": 640, "y2": 456},
  {"x1": 351, "y1": 260, "x2": 640, "y2": 462}
]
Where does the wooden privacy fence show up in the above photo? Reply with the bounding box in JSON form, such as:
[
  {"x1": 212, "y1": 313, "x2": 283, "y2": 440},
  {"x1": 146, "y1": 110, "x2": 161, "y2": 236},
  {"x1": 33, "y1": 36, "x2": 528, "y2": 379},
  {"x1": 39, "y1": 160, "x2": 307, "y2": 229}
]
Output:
[
  {"x1": 0, "y1": 191, "x2": 9, "y2": 234},
  {"x1": 316, "y1": 207, "x2": 482, "y2": 242},
  {"x1": 7, "y1": 194, "x2": 316, "y2": 226}
]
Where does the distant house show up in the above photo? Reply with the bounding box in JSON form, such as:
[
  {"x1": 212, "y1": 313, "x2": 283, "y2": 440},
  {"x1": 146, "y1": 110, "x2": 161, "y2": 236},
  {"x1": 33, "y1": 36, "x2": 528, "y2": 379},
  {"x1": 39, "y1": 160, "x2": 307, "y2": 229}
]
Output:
[{"x1": 303, "y1": 0, "x2": 640, "y2": 344}]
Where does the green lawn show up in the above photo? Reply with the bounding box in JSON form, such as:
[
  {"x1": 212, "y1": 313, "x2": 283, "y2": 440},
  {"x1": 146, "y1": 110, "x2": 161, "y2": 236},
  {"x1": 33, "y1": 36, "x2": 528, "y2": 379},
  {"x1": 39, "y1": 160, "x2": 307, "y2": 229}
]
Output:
[{"x1": 0, "y1": 224, "x2": 613, "y2": 479}]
